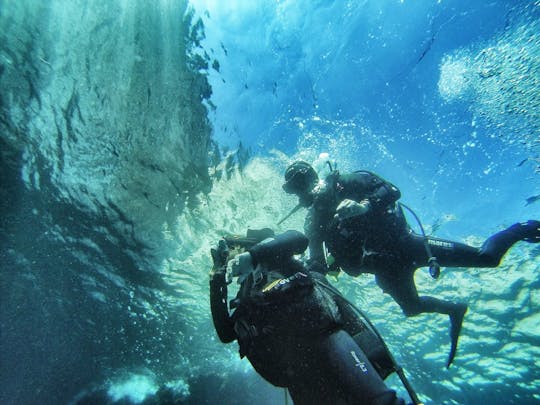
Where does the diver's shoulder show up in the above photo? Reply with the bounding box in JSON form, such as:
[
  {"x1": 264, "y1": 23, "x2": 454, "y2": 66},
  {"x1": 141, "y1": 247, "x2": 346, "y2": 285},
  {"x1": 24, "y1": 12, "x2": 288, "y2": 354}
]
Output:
[{"x1": 337, "y1": 170, "x2": 376, "y2": 185}]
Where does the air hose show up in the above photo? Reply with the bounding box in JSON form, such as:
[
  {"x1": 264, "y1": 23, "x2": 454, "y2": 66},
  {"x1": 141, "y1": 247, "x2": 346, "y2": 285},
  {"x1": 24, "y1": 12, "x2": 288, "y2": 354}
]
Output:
[
  {"x1": 398, "y1": 202, "x2": 441, "y2": 279},
  {"x1": 277, "y1": 204, "x2": 303, "y2": 225}
]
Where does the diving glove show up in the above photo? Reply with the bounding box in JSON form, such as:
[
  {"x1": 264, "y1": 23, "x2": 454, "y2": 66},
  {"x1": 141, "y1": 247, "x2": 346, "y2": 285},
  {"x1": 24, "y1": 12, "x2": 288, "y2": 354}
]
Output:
[
  {"x1": 520, "y1": 220, "x2": 540, "y2": 243},
  {"x1": 335, "y1": 198, "x2": 371, "y2": 221},
  {"x1": 210, "y1": 239, "x2": 229, "y2": 272}
]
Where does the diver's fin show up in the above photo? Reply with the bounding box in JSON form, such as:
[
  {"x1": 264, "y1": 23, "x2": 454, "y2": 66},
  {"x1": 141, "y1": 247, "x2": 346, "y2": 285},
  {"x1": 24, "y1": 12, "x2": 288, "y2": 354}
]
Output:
[
  {"x1": 277, "y1": 204, "x2": 302, "y2": 225},
  {"x1": 447, "y1": 303, "x2": 468, "y2": 368},
  {"x1": 521, "y1": 220, "x2": 540, "y2": 243}
]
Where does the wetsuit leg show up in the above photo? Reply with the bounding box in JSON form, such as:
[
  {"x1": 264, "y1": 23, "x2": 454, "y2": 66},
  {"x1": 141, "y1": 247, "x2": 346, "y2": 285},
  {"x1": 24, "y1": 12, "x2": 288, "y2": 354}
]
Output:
[
  {"x1": 405, "y1": 232, "x2": 485, "y2": 267},
  {"x1": 375, "y1": 270, "x2": 467, "y2": 367},
  {"x1": 374, "y1": 269, "x2": 460, "y2": 316},
  {"x1": 478, "y1": 220, "x2": 540, "y2": 264},
  {"x1": 406, "y1": 220, "x2": 540, "y2": 268}
]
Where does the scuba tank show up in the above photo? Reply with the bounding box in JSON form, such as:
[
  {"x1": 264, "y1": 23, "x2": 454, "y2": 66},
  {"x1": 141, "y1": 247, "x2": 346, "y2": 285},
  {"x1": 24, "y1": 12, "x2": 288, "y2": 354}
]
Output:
[{"x1": 313, "y1": 278, "x2": 422, "y2": 405}]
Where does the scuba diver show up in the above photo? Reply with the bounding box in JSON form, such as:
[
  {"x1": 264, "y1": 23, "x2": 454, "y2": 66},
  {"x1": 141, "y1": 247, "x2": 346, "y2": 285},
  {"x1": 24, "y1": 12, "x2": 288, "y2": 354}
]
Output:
[
  {"x1": 281, "y1": 160, "x2": 540, "y2": 368},
  {"x1": 210, "y1": 228, "x2": 422, "y2": 405}
]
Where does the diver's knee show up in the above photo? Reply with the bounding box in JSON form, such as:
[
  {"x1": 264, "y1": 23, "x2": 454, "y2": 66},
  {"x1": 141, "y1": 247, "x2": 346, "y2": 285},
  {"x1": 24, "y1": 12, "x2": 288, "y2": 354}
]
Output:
[
  {"x1": 478, "y1": 253, "x2": 501, "y2": 267},
  {"x1": 402, "y1": 308, "x2": 422, "y2": 317},
  {"x1": 399, "y1": 302, "x2": 423, "y2": 317}
]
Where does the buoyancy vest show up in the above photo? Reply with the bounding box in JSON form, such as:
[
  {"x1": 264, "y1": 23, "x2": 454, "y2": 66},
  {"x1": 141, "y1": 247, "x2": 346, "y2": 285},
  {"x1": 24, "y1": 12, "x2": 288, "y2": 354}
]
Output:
[
  {"x1": 229, "y1": 261, "x2": 342, "y2": 386},
  {"x1": 231, "y1": 263, "x2": 341, "y2": 341}
]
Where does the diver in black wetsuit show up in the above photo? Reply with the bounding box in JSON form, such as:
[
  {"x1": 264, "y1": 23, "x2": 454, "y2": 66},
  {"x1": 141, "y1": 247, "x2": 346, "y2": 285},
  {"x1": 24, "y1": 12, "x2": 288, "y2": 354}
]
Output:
[
  {"x1": 210, "y1": 229, "x2": 417, "y2": 405},
  {"x1": 281, "y1": 160, "x2": 540, "y2": 367}
]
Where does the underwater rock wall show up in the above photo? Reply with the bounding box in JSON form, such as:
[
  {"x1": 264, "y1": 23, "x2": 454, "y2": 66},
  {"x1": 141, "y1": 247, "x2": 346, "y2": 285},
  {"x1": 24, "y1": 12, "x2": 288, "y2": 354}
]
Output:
[
  {"x1": 0, "y1": 0, "x2": 213, "y2": 246},
  {"x1": 0, "y1": 1, "x2": 217, "y2": 403}
]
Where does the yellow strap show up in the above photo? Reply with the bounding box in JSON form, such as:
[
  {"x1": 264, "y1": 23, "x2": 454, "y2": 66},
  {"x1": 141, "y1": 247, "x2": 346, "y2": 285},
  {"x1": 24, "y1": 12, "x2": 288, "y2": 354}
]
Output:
[{"x1": 262, "y1": 278, "x2": 283, "y2": 293}]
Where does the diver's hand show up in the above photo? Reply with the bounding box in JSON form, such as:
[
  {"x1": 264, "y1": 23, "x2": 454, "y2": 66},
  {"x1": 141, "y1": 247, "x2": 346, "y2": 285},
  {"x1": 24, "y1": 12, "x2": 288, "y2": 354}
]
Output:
[
  {"x1": 334, "y1": 199, "x2": 371, "y2": 221},
  {"x1": 210, "y1": 239, "x2": 229, "y2": 274}
]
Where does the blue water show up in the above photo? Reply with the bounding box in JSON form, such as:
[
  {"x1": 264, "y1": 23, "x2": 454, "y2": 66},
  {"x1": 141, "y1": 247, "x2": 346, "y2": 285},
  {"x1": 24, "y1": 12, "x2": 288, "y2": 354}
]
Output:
[{"x1": 0, "y1": 0, "x2": 539, "y2": 404}]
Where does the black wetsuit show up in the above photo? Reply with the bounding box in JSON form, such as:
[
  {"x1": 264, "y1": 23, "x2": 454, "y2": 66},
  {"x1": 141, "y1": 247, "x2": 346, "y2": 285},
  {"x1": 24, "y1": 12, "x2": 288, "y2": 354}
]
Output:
[
  {"x1": 210, "y1": 231, "x2": 408, "y2": 405},
  {"x1": 306, "y1": 170, "x2": 537, "y2": 318}
]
